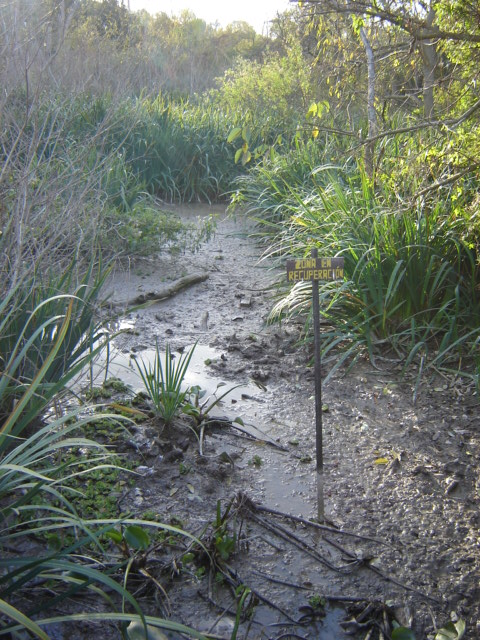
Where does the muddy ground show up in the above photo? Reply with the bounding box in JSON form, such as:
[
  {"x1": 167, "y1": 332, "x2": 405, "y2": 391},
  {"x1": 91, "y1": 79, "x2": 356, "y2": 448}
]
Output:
[{"x1": 98, "y1": 205, "x2": 479, "y2": 640}]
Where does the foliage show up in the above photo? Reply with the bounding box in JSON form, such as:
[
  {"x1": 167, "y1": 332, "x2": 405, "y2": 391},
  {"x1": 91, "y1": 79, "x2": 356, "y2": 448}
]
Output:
[
  {"x1": 134, "y1": 342, "x2": 197, "y2": 426},
  {"x1": 214, "y1": 43, "x2": 313, "y2": 121},
  {"x1": 212, "y1": 499, "x2": 237, "y2": 562},
  {"x1": 182, "y1": 382, "x2": 242, "y2": 426},
  {"x1": 434, "y1": 619, "x2": 466, "y2": 640},
  {"x1": 241, "y1": 162, "x2": 480, "y2": 383},
  {"x1": 0, "y1": 263, "x2": 110, "y2": 423},
  {"x1": 390, "y1": 617, "x2": 466, "y2": 640},
  {"x1": 103, "y1": 197, "x2": 190, "y2": 256},
  {"x1": 229, "y1": 137, "x2": 345, "y2": 225},
  {"x1": 0, "y1": 299, "x2": 204, "y2": 639}
]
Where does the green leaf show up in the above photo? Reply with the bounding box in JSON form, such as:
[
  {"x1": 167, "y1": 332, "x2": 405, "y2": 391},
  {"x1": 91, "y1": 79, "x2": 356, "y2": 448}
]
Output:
[
  {"x1": 105, "y1": 529, "x2": 123, "y2": 544},
  {"x1": 227, "y1": 127, "x2": 242, "y2": 143},
  {"x1": 435, "y1": 620, "x2": 466, "y2": 640},
  {"x1": 306, "y1": 102, "x2": 318, "y2": 119},
  {"x1": 0, "y1": 599, "x2": 50, "y2": 640},
  {"x1": 241, "y1": 150, "x2": 251, "y2": 165},
  {"x1": 127, "y1": 621, "x2": 169, "y2": 639},
  {"x1": 124, "y1": 525, "x2": 150, "y2": 550},
  {"x1": 351, "y1": 15, "x2": 365, "y2": 35},
  {"x1": 233, "y1": 417, "x2": 244, "y2": 426},
  {"x1": 392, "y1": 627, "x2": 416, "y2": 640},
  {"x1": 234, "y1": 148, "x2": 243, "y2": 164},
  {"x1": 241, "y1": 126, "x2": 251, "y2": 143}
]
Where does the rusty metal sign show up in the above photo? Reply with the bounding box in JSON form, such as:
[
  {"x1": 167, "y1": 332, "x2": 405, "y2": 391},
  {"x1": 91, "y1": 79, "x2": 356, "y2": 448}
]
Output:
[{"x1": 286, "y1": 257, "x2": 344, "y2": 282}]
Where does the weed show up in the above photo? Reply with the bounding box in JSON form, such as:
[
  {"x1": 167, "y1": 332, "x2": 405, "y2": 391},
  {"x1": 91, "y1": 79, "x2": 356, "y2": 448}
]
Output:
[
  {"x1": 85, "y1": 386, "x2": 113, "y2": 400},
  {"x1": 182, "y1": 382, "x2": 241, "y2": 426},
  {"x1": 179, "y1": 462, "x2": 191, "y2": 475},
  {"x1": 308, "y1": 594, "x2": 326, "y2": 609},
  {"x1": 212, "y1": 499, "x2": 237, "y2": 562},
  {"x1": 232, "y1": 585, "x2": 253, "y2": 640},
  {"x1": 104, "y1": 377, "x2": 130, "y2": 393},
  {"x1": 195, "y1": 566, "x2": 206, "y2": 579},
  {"x1": 248, "y1": 455, "x2": 263, "y2": 467},
  {"x1": 134, "y1": 341, "x2": 196, "y2": 426}
]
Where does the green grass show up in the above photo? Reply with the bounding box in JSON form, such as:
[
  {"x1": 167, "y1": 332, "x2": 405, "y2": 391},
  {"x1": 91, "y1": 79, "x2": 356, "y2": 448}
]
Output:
[
  {"x1": 0, "y1": 284, "x2": 206, "y2": 639},
  {"x1": 134, "y1": 341, "x2": 197, "y2": 425},
  {"x1": 0, "y1": 261, "x2": 110, "y2": 423},
  {"x1": 241, "y1": 159, "x2": 480, "y2": 386}
]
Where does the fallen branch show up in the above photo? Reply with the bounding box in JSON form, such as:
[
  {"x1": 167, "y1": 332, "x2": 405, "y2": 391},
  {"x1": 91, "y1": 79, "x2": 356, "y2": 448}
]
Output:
[
  {"x1": 207, "y1": 417, "x2": 288, "y2": 451},
  {"x1": 125, "y1": 271, "x2": 209, "y2": 306},
  {"x1": 238, "y1": 493, "x2": 390, "y2": 546},
  {"x1": 235, "y1": 494, "x2": 440, "y2": 604},
  {"x1": 224, "y1": 565, "x2": 299, "y2": 624}
]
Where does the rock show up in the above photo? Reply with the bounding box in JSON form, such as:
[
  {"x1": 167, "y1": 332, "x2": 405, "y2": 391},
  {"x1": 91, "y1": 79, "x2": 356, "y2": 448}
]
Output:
[{"x1": 163, "y1": 448, "x2": 183, "y2": 462}]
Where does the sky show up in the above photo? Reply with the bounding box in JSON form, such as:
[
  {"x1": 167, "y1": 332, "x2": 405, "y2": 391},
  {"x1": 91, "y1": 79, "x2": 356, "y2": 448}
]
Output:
[{"x1": 127, "y1": 0, "x2": 293, "y2": 34}]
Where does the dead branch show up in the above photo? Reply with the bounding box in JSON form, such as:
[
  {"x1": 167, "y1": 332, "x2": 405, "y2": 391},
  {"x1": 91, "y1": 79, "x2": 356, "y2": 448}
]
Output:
[
  {"x1": 122, "y1": 272, "x2": 209, "y2": 306},
  {"x1": 238, "y1": 493, "x2": 390, "y2": 546}
]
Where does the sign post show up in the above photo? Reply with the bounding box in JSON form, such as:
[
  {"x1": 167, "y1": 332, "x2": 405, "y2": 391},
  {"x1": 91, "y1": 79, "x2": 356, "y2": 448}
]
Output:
[{"x1": 286, "y1": 251, "x2": 344, "y2": 522}]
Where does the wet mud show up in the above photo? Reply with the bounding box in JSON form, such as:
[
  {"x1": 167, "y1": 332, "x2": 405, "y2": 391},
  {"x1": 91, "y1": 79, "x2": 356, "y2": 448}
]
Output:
[{"x1": 97, "y1": 205, "x2": 480, "y2": 639}]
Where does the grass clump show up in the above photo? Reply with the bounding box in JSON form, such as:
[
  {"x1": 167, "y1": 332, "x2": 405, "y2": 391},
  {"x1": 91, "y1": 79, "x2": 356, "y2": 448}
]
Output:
[
  {"x1": 0, "y1": 287, "x2": 205, "y2": 638},
  {"x1": 239, "y1": 159, "x2": 480, "y2": 387},
  {"x1": 134, "y1": 341, "x2": 197, "y2": 426}
]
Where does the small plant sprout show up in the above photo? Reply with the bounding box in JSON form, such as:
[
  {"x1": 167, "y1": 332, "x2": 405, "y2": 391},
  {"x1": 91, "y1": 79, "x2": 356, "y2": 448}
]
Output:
[
  {"x1": 182, "y1": 382, "x2": 242, "y2": 426},
  {"x1": 308, "y1": 594, "x2": 326, "y2": 610},
  {"x1": 134, "y1": 341, "x2": 196, "y2": 426},
  {"x1": 182, "y1": 382, "x2": 244, "y2": 455},
  {"x1": 248, "y1": 455, "x2": 262, "y2": 467}
]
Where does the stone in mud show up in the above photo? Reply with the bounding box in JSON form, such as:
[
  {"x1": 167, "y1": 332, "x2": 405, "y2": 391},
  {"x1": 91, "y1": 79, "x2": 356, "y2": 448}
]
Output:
[
  {"x1": 251, "y1": 369, "x2": 270, "y2": 382},
  {"x1": 163, "y1": 448, "x2": 183, "y2": 462}
]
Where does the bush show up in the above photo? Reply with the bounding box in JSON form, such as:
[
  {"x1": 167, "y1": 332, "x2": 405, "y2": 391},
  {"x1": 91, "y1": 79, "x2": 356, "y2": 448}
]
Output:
[{"x1": 246, "y1": 164, "x2": 480, "y2": 384}]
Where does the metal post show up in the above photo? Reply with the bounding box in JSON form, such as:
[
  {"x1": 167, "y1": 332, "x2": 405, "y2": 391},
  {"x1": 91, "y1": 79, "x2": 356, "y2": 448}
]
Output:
[{"x1": 311, "y1": 247, "x2": 324, "y2": 522}]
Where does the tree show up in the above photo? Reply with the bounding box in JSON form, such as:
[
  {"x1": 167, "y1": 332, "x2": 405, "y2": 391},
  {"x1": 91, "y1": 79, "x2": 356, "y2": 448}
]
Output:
[
  {"x1": 293, "y1": 0, "x2": 480, "y2": 118},
  {"x1": 289, "y1": 0, "x2": 480, "y2": 195}
]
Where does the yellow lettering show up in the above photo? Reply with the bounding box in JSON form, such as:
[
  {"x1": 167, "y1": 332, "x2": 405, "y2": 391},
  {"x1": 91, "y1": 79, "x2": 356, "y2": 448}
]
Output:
[
  {"x1": 288, "y1": 260, "x2": 343, "y2": 283},
  {"x1": 294, "y1": 258, "x2": 317, "y2": 270}
]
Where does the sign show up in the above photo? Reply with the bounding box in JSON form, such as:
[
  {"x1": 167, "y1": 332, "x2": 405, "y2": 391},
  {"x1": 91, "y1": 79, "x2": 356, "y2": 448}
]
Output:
[
  {"x1": 286, "y1": 257, "x2": 344, "y2": 282},
  {"x1": 286, "y1": 252, "x2": 344, "y2": 522}
]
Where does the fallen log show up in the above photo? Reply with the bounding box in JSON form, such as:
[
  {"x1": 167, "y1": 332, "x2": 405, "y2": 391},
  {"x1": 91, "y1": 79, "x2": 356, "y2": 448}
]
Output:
[{"x1": 125, "y1": 271, "x2": 209, "y2": 306}]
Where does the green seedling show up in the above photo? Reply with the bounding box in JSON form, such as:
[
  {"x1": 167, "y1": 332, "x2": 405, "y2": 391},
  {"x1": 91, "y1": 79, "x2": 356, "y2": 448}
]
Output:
[
  {"x1": 212, "y1": 499, "x2": 236, "y2": 562},
  {"x1": 182, "y1": 382, "x2": 241, "y2": 426},
  {"x1": 308, "y1": 594, "x2": 326, "y2": 609},
  {"x1": 134, "y1": 341, "x2": 196, "y2": 425}
]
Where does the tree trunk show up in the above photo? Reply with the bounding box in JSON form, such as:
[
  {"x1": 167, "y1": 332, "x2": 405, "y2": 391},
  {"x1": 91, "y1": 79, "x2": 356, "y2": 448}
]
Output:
[
  {"x1": 420, "y1": 8, "x2": 437, "y2": 119},
  {"x1": 359, "y1": 25, "x2": 377, "y2": 178}
]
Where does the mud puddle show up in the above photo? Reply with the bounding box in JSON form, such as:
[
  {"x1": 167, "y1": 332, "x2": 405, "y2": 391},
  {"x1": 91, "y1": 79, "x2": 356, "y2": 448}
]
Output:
[
  {"x1": 100, "y1": 205, "x2": 480, "y2": 640},
  {"x1": 92, "y1": 332, "x2": 272, "y2": 429}
]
